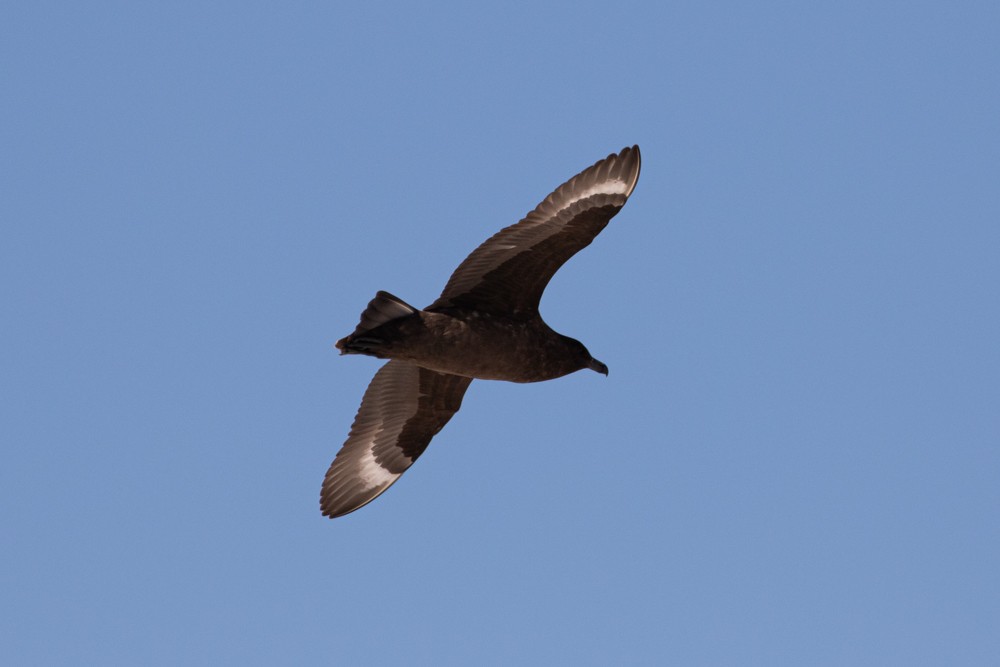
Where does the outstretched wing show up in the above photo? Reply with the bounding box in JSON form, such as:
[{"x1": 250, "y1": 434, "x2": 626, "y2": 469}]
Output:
[
  {"x1": 428, "y1": 145, "x2": 641, "y2": 317},
  {"x1": 320, "y1": 360, "x2": 473, "y2": 518}
]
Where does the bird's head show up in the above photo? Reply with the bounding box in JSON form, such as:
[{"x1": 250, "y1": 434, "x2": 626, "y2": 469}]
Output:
[
  {"x1": 586, "y1": 357, "x2": 609, "y2": 376},
  {"x1": 561, "y1": 335, "x2": 608, "y2": 377}
]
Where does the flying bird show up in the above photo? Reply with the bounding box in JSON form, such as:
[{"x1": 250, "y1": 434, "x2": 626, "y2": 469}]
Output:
[{"x1": 321, "y1": 145, "x2": 641, "y2": 518}]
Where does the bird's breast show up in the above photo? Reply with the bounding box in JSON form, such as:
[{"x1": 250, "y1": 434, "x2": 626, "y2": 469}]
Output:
[{"x1": 393, "y1": 312, "x2": 576, "y2": 383}]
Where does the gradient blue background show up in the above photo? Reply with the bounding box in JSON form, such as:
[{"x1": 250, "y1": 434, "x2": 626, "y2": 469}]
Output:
[{"x1": 3, "y1": 3, "x2": 998, "y2": 664}]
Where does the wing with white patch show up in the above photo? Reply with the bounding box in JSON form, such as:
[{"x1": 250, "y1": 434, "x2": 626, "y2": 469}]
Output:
[
  {"x1": 320, "y1": 360, "x2": 473, "y2": 518},
  {"x1": 429, "y1": 145, "x2": 641, "y2": 316}
]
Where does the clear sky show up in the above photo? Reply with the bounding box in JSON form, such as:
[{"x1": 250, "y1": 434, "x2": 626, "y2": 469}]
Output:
[{"x1": 3, "y1": 2, "x2": 998, "y2": 665}]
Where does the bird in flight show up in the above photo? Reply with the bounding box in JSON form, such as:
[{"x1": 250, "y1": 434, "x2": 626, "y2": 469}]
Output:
[{"x1": 321, "y1": 145, "x2": 641, "y2": 518}]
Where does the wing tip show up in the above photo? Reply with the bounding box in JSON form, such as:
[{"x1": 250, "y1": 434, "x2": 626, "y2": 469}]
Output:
[
  {"x1": 319, "y1": 478, "x2": 391, "y2": 519},
  {"x1": 614, "y1": 144, "x2": 641, "y2": 199},
  {"x1": 319, "y1": 498, "x2": 364, "y2": 519}
]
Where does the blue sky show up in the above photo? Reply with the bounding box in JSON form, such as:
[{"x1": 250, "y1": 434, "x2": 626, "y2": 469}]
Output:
[{"x1": 3, "y1": 2, "x2": 998, "y2": 664}]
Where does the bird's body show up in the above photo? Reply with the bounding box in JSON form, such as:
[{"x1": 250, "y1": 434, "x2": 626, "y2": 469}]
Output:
[
  {"x1": 322, "y1": 146, "x2": 641, "y2": 518},
  {"x1": 337, "y1": 298, "x2": 598, "y2": 382}
]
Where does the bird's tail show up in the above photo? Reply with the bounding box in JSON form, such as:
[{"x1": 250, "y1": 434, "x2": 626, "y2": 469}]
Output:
[{"x1": 335, "y1": 291, "x2": 418, "y2": 355}]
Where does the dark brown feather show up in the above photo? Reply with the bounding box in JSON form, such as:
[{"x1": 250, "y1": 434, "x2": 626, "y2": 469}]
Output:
[
  {"x1": 320, "y1": 361, "x2": 472, "y2": 518},
  {"x1": 429, "y1": 146, "x2": 641, "y2": 316}
]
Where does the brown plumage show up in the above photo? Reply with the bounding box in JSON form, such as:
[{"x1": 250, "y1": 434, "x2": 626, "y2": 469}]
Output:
[{"x1": 321, "y1": 145, "x2": 641, "y2": 518}]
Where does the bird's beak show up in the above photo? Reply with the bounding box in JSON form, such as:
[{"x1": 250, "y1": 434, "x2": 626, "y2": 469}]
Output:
[{"x1": 588, "y1": 358, "x2": 609, "y2": 376}]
